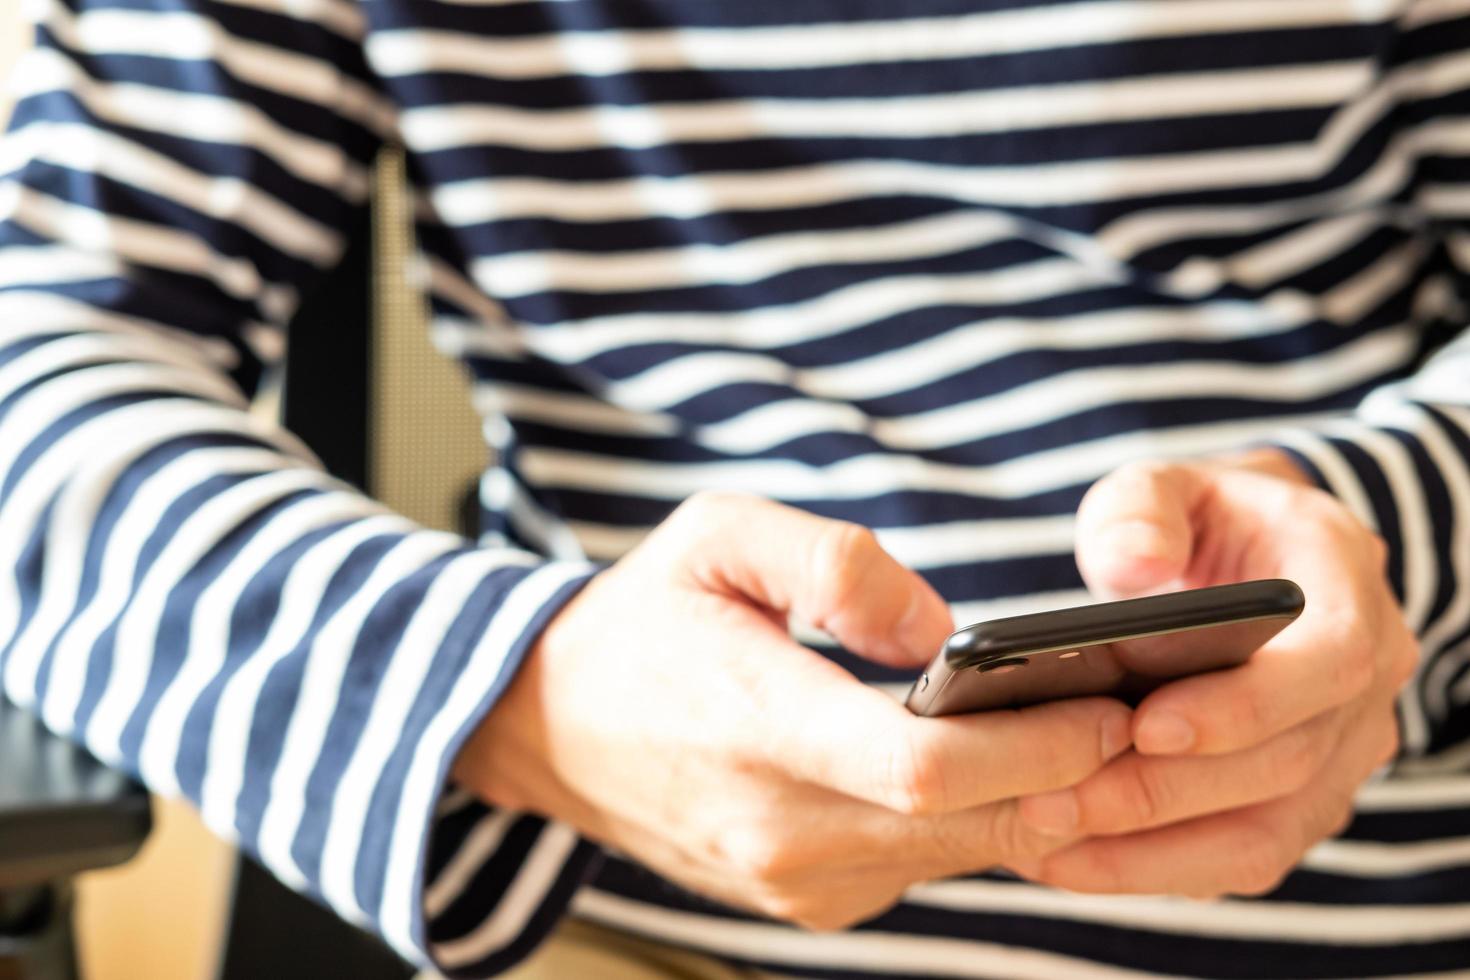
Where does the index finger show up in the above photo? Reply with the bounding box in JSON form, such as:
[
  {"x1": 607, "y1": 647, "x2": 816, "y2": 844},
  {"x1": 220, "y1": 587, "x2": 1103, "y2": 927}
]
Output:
[{"x1": 765, "y1": 654, "x2": 1134, "y2": 814}]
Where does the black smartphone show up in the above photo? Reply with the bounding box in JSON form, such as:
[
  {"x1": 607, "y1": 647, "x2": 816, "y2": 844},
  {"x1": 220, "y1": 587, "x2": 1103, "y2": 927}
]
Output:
[{"x1": 905, "y1": 579, "x2": 1305, "y2": 717}]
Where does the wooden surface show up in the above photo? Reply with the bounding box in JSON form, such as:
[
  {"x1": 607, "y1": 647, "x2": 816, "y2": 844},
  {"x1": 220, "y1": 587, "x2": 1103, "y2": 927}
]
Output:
[{"x1": 0, "y1": 3, "x2": 236, "y2": 977}]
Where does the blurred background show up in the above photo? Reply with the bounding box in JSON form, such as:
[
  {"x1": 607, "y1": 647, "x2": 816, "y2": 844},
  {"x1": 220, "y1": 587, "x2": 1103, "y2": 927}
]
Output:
[
  {"x1": 1, "y1": 2, "x2": 18, "y2": 84},
  {"x1": 0, "y1": 8, "x2": 238, "y2": 980},
  {"x1": 0, "y1": 1, "x2": 486, "y2": 975}
]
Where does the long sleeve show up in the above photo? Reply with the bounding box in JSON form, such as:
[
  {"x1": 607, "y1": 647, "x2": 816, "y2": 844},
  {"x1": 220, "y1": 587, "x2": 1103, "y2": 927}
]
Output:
[
  {"x1": 1264, "y1": 7, "x2": 1470, "y2": 759},
  {"x1": 0, "y1": 0, "x2": 601, "y2": 973},
  {"x1": 1271, "y1": 338, "x2": 1470, "y2": 757}
]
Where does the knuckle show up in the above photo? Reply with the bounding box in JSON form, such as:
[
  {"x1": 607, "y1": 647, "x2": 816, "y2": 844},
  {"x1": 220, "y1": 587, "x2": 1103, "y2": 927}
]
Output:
[
  {"x1": 1305, "y1": 493, "x2": 1375, "y2": 552},
  {"x1": 757, "y1": 890, "x2": 809, "y2": 926},
  {"x1": 1364, "y1": 531, "x2": 1390, "y2": 571},
  {"x1": 671, "y1": 489, "x2": 724, "y2": 525},
  {"x1": 1325, "y1": 800, "x2": 1356, "y2": 840},
  {"x1": 1117, "y1": 459, "x2": 1173, "y2": 485},
  {"x1": 1230, "y1": 830, "x2": 1293, "y2": 897},
  {"x1": 1300, "y1": 799, "x2": 1352, "y2": 855},
  {"x1": 681, "y1": 489, "x2": 749, "y2": 517},
  {"x1": 1330, "y1": 629, "x2": 1376, "y2": 702},
  {"x1": 759, "y1": 890, "x2": 879, "y2": 932},
  {"x1": 819, "y1": 520, "x2": 881, "y2": 567},
  {"x1": 884, "y1": 733, "x2": 950, "y2": 817},
  {"x1": 1232, "y1": 860, "x2": 1291, "y2": 897},
  {"x1": 1084, "y1": 460, "x2": 1171, "y2": 511},
  {"x1": 1276, "y1": 729, "x2": 1329, "y2": 793},
  {"x1": 663, "y1": 490, "x2": 751, "y2": 548},
  {"x1": 917, "y1": 814, "x2": 984, "y2": 870},
  {"x1": 990, "y1": 801, "x2": 1052, "y2": 863},
  {"x1": 810, "y1": 521, "x2": 883, "y2": 608},
  {"x1": 1040, "y1": 843, "x2": 1125, "y2": 894},
  {"x1": 719, "y1": 827, "x2": 801, "y2": 884},
  {"x1": 1112, "y1": 766, "x2": 1169, "y2": 829},
  {"x1": 1226, "y1": 686, "x2": 1274, "y2": 741},
  {"x1": 1377, "y1": 722, "x2": 1402, "y2": 768},
  {"x1": 792, "y1": 905, "x2": 860, "y2": 932},
  {"x1": 1299, "y1": 487, "x2": 1348, "y2": 525},
  {"x1": 1391, "y1": 640, "x2": 1419, "y2": 690},
  {"x1": 1314, "y1": 492, "x2": 1362, "y2": 531},
  {"x1": 1022, "y1": 705, "x2": 1100, "y2": 787}
]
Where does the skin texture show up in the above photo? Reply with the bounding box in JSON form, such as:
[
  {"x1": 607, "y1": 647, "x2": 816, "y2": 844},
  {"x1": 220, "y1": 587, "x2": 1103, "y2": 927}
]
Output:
[
  {"x1": 454, "y1": 449, "x2": 1418, "y2": 926},
  {"x1": 1012, "y1": 449, "x2": 1418, "y2": 897}
]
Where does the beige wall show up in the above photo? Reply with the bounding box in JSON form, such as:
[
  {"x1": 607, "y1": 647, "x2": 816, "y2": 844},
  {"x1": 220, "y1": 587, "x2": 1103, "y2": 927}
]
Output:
[
  {"x1": 1, "y1": 0, "x2": 25, "y2": 128},
  {"x1": 0, "y1": 3, "x2": 235, "y2": 978}
]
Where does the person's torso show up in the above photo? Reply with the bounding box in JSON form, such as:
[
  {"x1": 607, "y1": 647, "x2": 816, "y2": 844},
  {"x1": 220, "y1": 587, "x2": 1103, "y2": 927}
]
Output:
[{"x1": 366, "y1": 2, "x2": 1470, "y2": 975}]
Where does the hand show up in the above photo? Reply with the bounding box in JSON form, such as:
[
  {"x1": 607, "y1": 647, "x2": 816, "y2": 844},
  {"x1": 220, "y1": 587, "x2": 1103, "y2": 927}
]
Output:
[
  {"x1": 454, "y1": 492, "x2": 1133, "y2": 929},
  {"x1": 1014, "y1": 451, "x2": 1418, "y2": 898}
]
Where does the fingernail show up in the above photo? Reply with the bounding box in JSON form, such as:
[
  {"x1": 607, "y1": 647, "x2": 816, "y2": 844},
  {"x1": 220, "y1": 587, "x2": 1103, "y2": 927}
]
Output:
[
  {"x1": 1101, "y1": 712, "x2": 1132, "y2": 761},
  {"x1": 1136, "y1": 712, "x2": 1196, "y2": 754},
  {"x1": 1020, "y1": 789, "x2": 1078, "y2": 836}
]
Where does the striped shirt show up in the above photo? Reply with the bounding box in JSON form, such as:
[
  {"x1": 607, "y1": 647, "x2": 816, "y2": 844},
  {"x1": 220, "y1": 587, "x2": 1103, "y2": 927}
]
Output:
[{"x1": 3, "y1": 0, "x2": 1470, "y2": 976}]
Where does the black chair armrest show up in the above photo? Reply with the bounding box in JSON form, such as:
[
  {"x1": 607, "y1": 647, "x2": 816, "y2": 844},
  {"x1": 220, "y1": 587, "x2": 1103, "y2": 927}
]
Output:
[{"x1": 0, "y1": 697, "x2": 151, "y2": 890}]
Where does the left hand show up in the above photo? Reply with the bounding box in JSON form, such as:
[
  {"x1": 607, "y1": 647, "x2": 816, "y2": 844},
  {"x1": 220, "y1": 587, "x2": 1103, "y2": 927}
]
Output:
[{"x1": 1012, "y1": 449, "x2": 1419, "y2": 898}]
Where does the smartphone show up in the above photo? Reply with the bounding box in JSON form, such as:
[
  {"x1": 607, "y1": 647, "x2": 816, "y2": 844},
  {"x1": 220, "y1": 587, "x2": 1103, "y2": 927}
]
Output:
[{"x1": 905, "y1": 579, "x2": 1304, "y2": 717}]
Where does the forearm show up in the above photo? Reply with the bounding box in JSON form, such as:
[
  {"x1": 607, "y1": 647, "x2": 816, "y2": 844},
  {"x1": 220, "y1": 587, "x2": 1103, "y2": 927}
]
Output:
[
  {"x1": 0, "y1": 0, "x2": 609, "y2": 962},
  {"x1": 0, "y1": 305, "x2": 602, "y2": 968}
]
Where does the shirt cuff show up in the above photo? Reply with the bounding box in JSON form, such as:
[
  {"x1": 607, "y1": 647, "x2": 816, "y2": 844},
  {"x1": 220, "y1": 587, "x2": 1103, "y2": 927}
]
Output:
[{"x1": 374, "y1": 559, "x2": 602, "y2": 974}]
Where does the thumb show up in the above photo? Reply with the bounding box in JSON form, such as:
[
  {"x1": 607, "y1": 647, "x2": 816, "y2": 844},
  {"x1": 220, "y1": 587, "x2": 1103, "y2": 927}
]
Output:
[
  {"x1": 672, "y1": 493, "x2": 953, "y2": 668},
  {"x1": 1075, "y1": 462, "x2": 1207, "y2": 599}
]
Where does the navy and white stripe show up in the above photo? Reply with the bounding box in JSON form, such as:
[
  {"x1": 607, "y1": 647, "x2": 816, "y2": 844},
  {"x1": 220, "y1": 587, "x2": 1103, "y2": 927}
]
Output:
[{"x1": 5, "y1": 0, "x2": 1470, "y2": 976}]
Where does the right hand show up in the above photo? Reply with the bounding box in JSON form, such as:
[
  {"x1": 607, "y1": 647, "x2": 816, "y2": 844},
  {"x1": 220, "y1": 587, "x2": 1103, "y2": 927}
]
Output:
[{"x1": 453, "y1": 492, "x2": 1133, "y2": 930}]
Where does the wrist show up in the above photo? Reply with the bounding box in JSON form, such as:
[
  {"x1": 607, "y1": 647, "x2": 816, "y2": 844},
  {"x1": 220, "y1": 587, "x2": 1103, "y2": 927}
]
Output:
[
  {"x1": 450, "y1": 578, "x2": 610, "y2": 835},
  {"x1": 451, "y1": 638, "x2": 546, "y2": 812}
]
